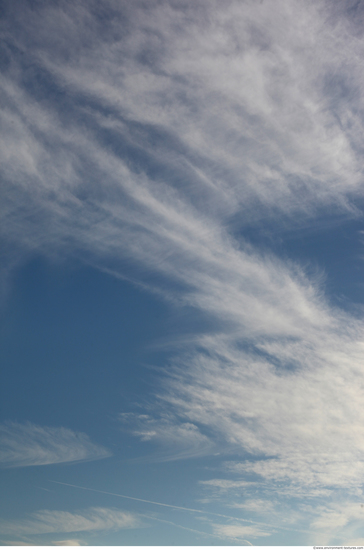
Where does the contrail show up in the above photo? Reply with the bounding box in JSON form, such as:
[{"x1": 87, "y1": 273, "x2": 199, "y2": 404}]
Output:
[
  {"x1": 139, "y1": 513, "x2": 253, "y2": 545},
  {"x1": 49, "y1": 480, "x2": 313, "y2": 536}
]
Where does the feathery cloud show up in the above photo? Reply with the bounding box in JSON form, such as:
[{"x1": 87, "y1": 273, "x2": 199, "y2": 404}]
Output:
[
  {"x1": 2, "y1": 0, "x2": 364, "y2": 543},
  {"x1": 119, "y1": 412, "x2": 212, "y2": 461},
  {"x1": 0, "y1": 507, "x2": 138, "y2": 536},
  {"x1": 213, "y1": 523, "x2": 269, "y2": 541},
  {"x1": 2, "y1": 0, "x2": 364, "y2": 275},
  {"x1": 0, "y1": 422, "x2": 111, "y2": 468}
]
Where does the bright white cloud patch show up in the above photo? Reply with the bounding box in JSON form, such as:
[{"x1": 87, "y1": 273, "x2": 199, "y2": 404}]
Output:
[
  {"x1": 0, "y1": 507, "x2": 138, "y2": 536},
  {"x1": 0, "y1": 422, "x2": 111, "y2": 468},
  {"x1": 156, "y1": 328, "x2": 364, "y2": 496}
]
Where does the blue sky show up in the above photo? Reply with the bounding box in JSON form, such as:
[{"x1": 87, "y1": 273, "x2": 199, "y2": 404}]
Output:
[{"x1": 2, "y1": 0, "x2": 364, "y2": 545}]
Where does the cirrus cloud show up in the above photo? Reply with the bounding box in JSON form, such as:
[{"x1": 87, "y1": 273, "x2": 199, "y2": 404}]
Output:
[
  {"x1": 0, "y1": 507, "x2": 138, "y2": 536},
  {"x1": 0, "y1": 422, "x2": 111, "y2": 468}
]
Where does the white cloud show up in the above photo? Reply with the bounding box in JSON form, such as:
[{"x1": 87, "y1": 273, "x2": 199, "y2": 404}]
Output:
[
  {"x1": 312, "y1": 501, "x2": 364, "y2": 530},
  {"x1": 1, "y1": 2, "x2": 363, "y2": 344},
  {"x1": 213, "y1": 523, "x2": 270, "y2": 541},
  {"x1": 230, "y1": 499, "x2": 275, "y2": 514},
  {"x1": 119, "y1": 412, "x2": 212, "y2": 460},
  {"x1": 0, "y1": 507, "x2": 138, "y2": 536},
  {"x1": 29, "y1": 0, "x2": 364, "y2": 215},
  {"x1": 307, "y1": 502, "x2": 364, "y2": 546},
  {"x1": 2, "y1": 0, "x2": 364, "y2": 280},
  {"x1": 0, "y1": 422, "x2": 111, "y2": 468},
  {"x1": 152, "y1": 323, "x2": 364, "y2": 494},
  {"x1": 200, "y1": 479, "x2": 256, "y2": 490}
]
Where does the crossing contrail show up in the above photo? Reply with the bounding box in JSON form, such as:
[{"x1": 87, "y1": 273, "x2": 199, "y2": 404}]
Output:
[
  {"x1": 49, "y1": 480, "x2": 314, "y2": 536},
  {"x1": 138, "y1": 512, "x2": 253, "y2": 545}
]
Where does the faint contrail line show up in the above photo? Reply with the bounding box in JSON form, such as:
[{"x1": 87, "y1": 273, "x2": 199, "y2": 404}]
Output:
[
  {"x1": 49, "y1": 480, "x2": 313, "y2": 535},
  {"x1": 139, "y1": 512, "x2": 253, "y2": 545}
]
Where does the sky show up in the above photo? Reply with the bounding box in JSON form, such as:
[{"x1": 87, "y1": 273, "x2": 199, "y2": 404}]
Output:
[{"x1": 2, "y1": 0, "x2": 364, "y2": 545}]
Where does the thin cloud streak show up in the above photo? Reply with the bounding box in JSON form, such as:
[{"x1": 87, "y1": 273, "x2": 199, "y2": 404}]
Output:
[
  {"x1": 0, "y1": 507, "x2": 138, "y2": 536},
  {"x1": 0, "y1": 422, "x2": 111, "y2": 468}
]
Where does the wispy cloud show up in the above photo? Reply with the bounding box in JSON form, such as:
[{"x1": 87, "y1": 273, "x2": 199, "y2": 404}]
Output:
[
  {"x1": 0, "y1": 507, "x2": 138, "y2": 536},
  {"x1": 151, "y1": 321, "x2": 364, "y2": 489},
  {"x1": 2, "y1": 0, "x2": 364, "y2": 543},
  {"x1": 119, "y1": 412, "x2": 212, "y2": 461},
  {"x1": 308, "y1": 501, "x2": 364, "y2": 545},
  {"x1": 213, "y1": 523, "x2": 269, "y2": 542},
  {"x1": 50, "y1": 540, "x2": 86, "y2": 546},
  {"x1": 1, "y1": 1, "x2": 363, "y2": 344},
  {"x1": 19, "y1": 0, "x2": 364, "y2": 211},
  {"x1": 229, "y1": 499, "x2": 275, "y2": 514},
  {"x1": 0, "y1": 541, "x2": 37, "y2": 546},
  {"x1": 200, "y1": 479, "x2": 256, "y2": 490},
  {"x1": 49, "y1": 480, "x2": 316, "y2": 538},
  {"x1": 0, "y1": 422, "x2": 111, "y2": 468},
  {"x1": 2, "y1": 0, "x2": 364, "y2": 276},
  {"x1": 0, "y1": 539, "x2": 87, "y2": 546}
]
